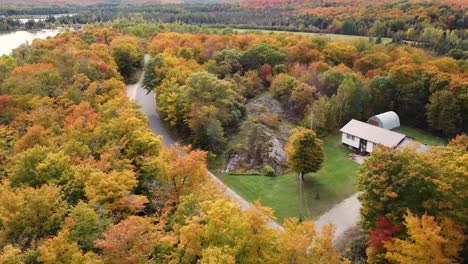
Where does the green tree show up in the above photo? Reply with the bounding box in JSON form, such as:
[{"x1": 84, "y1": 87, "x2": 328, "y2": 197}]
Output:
[
  {"x1": 371, "y1": 21, "x2": 388, "y2": 37},
  {"x1": 0, "y1": 55, "x2": 16, "y2": 82},
  {"x1": 270, "y1": 73, "x2": 299, "y2": 103},
  {"x1": 0, "y1": 183, "x2": 67, "y2": 244},
  {"x1": 69, "y1": 202, "x2": 107, "y2": 252},
  {"x1": 308, "y1": 94, "x2": 337, "y2": 137},
  {"x1": 367, "y1": 76, "x2": 398, "y2": 114},
  {"x1": 241, "y1": 43, "x2": 285, "y2": 71},
  {"x1": 110, "y1": 36, "x2": 143, "y2": 82},
  {"x1": 332, "y1": 74, "x2": 363, "y2": 125},
  {"x1": 142, "y1": 55, "x2": 163, "y2": 92},
  {"x1": 189, "y1": 104, "x2": 226, "y2": 152},
  {"x1": 183, "y1": 71, "x2": 241, "y2": 124},
  {"x1": 285, "y1": 128, "x2": 324, "y2": 220},
  {"x1": 182, "y1": 71, "x2": 243, "y2": 151},
  {"x1": 321, "y1": 70, "x2": 345, "y2": 96},
  {"x1": 10, "y1": 147, "x2": 74, "y2": 187},
  {"x1": 213, "y1": 48, "x2": 242, "y2": 77},
  {"x1": 426, "y1": 90, "x2": 461, "y2": 136}
]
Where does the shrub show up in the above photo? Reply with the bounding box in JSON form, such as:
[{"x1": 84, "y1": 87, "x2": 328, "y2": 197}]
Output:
[{"x1": 264, "y1": 166, "x2": 275, "y2": 176}]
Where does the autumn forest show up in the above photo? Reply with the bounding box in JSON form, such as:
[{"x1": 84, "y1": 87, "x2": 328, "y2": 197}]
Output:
[{"x1": 0, "y1": 0, "x2": 467, "y2": 264}]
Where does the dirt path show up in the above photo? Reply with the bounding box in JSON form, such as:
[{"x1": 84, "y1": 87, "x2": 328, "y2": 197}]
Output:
[{"x1": 314, "y1": 192, "x2": 361, "y2": 238}]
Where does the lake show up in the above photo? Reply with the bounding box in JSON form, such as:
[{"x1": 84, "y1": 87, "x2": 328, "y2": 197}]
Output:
[{"x1": 0, "y1": 29, "x2": 61, "y2": 56}]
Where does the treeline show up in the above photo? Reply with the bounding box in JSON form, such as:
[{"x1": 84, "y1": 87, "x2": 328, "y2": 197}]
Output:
[
  {"x1": 2, "y1": 1, "x2": 466, "y2": 55},
  {"x1": 0, "y1": 28, "x2": 349, "y2": 263},
  {"x1": 0, "y1": 19, "x2": 22, "y2": 31},
  {"x1": 143, "y1": 32, "x2": 466, "y2": 155},
  {"x1": 0, "y1": 5, "x2": 71, "y2": 16}
]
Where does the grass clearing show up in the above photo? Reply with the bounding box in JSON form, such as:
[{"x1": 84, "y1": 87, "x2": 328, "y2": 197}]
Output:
[
  {"x1": 219, "y1": 132, "x2": 359, "y2": 222},
  {"x1": 234, "y1": 28, "x2": 393, "y2": 43},
  {"x1": 393, "y1": 125, "x2": 446, "y2": 146}
]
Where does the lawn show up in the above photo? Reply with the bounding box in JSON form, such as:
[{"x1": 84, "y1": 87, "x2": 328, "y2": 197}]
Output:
[
  {"x1": 234, "y1": 28, "x2": 393, "y2": 43},
  {"x1": 218, "y1": 132, "x2": 359, "y2": 223},
  {"x1": 393, "y1": 125, "x2": 446, "y2": 146}
]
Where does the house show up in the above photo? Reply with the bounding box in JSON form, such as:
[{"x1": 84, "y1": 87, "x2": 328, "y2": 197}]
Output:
[
  {"x1": 368, "y1": 111, "x2": 400, "y2": 130},
  {"x1": 340, "y1": 119, "x2": 406, "y2": 153}
]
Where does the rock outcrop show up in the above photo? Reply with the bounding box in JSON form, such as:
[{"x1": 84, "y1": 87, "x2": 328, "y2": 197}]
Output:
[{"x1": 223, "y1": 95, "x2": 292, "y2": 174}]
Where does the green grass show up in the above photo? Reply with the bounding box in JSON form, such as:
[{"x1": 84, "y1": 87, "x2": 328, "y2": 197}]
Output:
[
  {"x1": 393, "y1": 125, "x2": 447, "y2": 146},
  {"x1": 218, "y1": 132, "x2": 359, "y2": 222},
  {"x1": 234, "y1": 28, "x2": 393, "y2": 43}
]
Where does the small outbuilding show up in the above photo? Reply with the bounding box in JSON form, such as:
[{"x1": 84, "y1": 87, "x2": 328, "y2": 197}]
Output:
[
  {"x1": 368, "y1": 111, "x2": 400, "y2": 130},
  {"x1": 340, "y1": 119, "x2": 406, "y2": 153}
]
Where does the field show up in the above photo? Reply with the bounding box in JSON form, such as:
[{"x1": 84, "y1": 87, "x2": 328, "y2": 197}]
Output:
[
  {"x1": 393, "y1": 125, "x2": 447, "y2": 146},
  {"x1": 219, "y1": 132, "x2": 359, "y2": 222},
  {"x1": 234, "y1": 28, "x2": 393, "y2": 43}
]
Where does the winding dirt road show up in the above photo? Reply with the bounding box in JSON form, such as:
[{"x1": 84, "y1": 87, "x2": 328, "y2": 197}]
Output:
[{"x1": 126, "y1": 55, "x2": 361, "y2": 236}]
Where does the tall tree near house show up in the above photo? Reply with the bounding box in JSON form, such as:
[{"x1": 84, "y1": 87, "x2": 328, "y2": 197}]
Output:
[
  {"x1": 332, "y1": 74, "x2": 363, "y2": 125},
  {"x1": 367, "y1": 76, "x2": 398, "y2": 114},
  {"x1": 320, "y1": 70, "x2": 345, "y2": 96},
  {"x1": 308, "y1": 94, "x2": 336, "y2": 137},
  {"x1": 426, "y1": 90, "x2": 461, "y2": 136},
  {"x1": 285, "y1": 128, "x2": 324, "y2": 220}
]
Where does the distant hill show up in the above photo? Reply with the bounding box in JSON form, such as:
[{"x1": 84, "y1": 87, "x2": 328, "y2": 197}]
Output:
[
  {"x1": 239, "y1": 0, "x2": 463, "y2": 9},
  {"x1": 0, "y1": 0, "x2": 182, "y2": 5},
  {"x1": 0, "y1": 0, "x2": 236, "y2": 4}
]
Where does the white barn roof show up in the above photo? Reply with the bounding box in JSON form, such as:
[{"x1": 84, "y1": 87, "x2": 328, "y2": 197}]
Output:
[
  {"x1": 340, "y1": 119, "x2": 406, "y2": 148},
  {"x1": 368, "y1": 111, "x2": 400, "y2": 130}
]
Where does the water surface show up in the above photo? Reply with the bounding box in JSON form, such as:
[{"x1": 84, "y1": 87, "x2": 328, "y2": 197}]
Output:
[{"x1": 0, "y1": 29, "x2": 61, "y2": 56}]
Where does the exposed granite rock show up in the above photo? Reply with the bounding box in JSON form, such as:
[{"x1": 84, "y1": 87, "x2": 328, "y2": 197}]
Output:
[
  {"x1": 223, "y1": 95, "x2": 292, "y2": 174},
  {"x1": 246, "y1": 95, "x2": 284, "y2": 116}
]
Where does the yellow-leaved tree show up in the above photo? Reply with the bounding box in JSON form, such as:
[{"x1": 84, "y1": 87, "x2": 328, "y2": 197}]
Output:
[
  {"x1": 384, "y1": 211, "x2": 464, "y2": 264},
  {"x1": 38, "y1": 228, "x2": 102, "y2": 264},
  {"x1": 278, "y1": 218, "x2": 350, "y2": 264}
]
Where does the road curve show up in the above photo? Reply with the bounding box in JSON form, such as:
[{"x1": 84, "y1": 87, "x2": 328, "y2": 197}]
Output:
[{"x1": 126, "y1": 55, "x2": 284, "y2": 230}]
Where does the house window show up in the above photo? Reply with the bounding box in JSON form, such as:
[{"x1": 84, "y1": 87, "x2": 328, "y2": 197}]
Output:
[{"x1": 346, "y1": 134, "x2": 355, "y2": 141}]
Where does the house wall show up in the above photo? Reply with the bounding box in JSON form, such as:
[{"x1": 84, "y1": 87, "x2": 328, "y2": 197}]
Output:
[
  {"x1": 366, "y1": 141, "x2": 376, "y2": 153},
  {"x1": 342, "y1": 133, "x2": 359, "y2": 148}
]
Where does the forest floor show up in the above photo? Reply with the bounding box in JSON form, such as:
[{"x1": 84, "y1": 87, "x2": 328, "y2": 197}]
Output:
[{"x1": 219, "y1": 132, "x2": 359, "y2": 222}]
